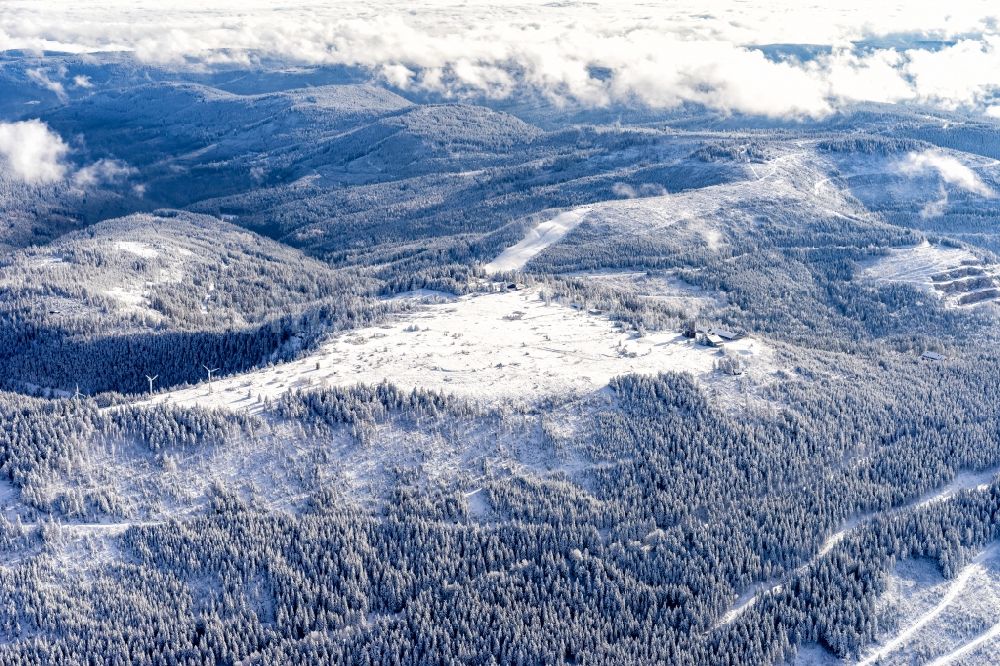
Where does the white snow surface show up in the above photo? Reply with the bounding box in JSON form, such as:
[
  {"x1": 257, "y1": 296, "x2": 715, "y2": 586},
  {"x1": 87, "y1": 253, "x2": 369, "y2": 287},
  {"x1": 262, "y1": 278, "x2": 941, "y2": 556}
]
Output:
[
  {"x1": 103, "y1": 286, "x2": 148, "y2": 308},
  {"x1": 572, "y1": 270, "x2": 725, "y2": 318},
  {"x1": 725, "y1": 467, "x2": 1000, "y2": 633},
  {"x1": 484, "y1": 207, "x2": 592, "y2": 273},
  {"x1": 138, "y1": 287, "x2": 770, "y2": 412},
  {"x1": 858, "y1": 542, "x2": 1000, "y2": 666},
  {"x1": 862, "y1": 240, "x2": 978, "y2": 286},
  {"x1": 861, "y1": 240, "x2": 1000, "y2": 309},
  {"x1": 114, "y1": 240, "x2": 160, "y2": 259},
  {"x1": 718, "y1": 580, "x2": 783, "y2": 627}
]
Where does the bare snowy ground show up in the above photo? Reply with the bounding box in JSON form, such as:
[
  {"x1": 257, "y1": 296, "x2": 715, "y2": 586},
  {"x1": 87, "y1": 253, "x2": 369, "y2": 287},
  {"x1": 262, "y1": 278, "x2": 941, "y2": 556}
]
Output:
[
  {"x1": 484, "y1": 207, "x2": 592, "y2": 273},
  {"x1": 137, "y1": 287, "x2": 776, "y2": 412},
  {"x1": 114, "y1": 240, "x2": 160, "y2": 259},
  {"x1": 21, "y1": 236, "x2": 193, "y2": 321},
  {"x1": 723, "y1": 467, "x2": 1000, "y2": 632},
  {"x1": 857, "y1": 542, "x2": 1000, "y2": 666},
  {"x1": 861, "y1": 240, "x2": 1000, "y2": 309},
  {"x1": 861, "y1": 241, "x2": 977, "y2": 285},
  {"x1": 99, "y1": 239, "x2": 188, "y2": 313},
  {"x1": 570, "y1": 270, "x2": 726, "y2": 318}
]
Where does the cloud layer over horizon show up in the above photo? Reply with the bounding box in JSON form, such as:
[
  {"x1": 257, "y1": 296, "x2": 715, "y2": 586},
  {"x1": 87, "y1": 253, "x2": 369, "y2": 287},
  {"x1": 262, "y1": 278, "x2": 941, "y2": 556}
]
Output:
[{"x1": 2, "y1": 1, "x2": 1000, "y2": 118}]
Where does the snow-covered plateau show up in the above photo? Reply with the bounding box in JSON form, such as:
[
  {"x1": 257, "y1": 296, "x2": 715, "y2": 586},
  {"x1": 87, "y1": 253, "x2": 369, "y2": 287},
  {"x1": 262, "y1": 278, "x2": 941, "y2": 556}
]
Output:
[{"x1": 140, "y1": 286, "x2": 772, "y2": 411}]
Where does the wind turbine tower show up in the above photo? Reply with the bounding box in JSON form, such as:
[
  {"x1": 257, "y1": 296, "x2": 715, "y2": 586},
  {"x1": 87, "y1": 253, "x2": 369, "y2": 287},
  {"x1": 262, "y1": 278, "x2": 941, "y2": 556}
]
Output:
[
  {"x1": 203, "y1": 364, "x2": 220, "y2": 393},
  {"x1": 145, "y1": 374, "x2": 158, "y2": 394}
]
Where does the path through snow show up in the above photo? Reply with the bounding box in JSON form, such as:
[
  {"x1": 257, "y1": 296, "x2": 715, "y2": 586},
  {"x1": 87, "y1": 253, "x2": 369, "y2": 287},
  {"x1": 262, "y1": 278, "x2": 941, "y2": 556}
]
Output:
[
  {"x1": 718, "y1": 467, "x2": 1000, "y2": 630},
  {"x1": 858, "y1": 543, "x2": 1000, "y2": 665},
  {"x1": 484, "y1": 207, "x2": 591, "y2": 273},
  {"x1": 924, "y1": 619, "x2": 1000, "y2": 666}
]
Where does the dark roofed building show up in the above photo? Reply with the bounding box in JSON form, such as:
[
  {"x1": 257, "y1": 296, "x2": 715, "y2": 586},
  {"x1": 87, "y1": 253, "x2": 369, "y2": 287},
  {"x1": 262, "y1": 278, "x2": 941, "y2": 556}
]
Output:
[
  {"x1": 701, "y1": 332, "x2": 725, "y2": 348},
  {"x1": 710, "y1": 328, "x2": 741, "y2": 341}
]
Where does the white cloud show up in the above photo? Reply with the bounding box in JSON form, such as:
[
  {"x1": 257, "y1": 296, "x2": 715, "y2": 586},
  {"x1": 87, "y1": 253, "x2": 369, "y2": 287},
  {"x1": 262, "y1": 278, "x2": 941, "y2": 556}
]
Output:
[
  {"x1": 823, "y1": 49, "x2": 916, "y2": 105},
  {"x1": 0, "y1": 119, "x2": 135, "y2": 188},
  {"x1": 918, "y1": 185, "x2": 950, "y2": 219},
  {"x1": 899, "y1": 150, "x2": 995, "y2": 197},
  {"x1": 72, "y1": 158, "x2": 135, "y2": 187},
  {"x1": 607, "y1": 39, "x2": 832, "y2": 117},
  {"x1": 26, "y1": 68, "x2": 68, "y2": 102},
  {"x1": 612, "y1": 183, "x2": 638, "y2": 199},
  {"x1": 1, "y1": 1, "x2": 999, "y2": 117},
  {"x1": 0, "y1": 120, "x2": 70, "y2": 184},
  {"x1": 380, "y1": 63, "x2": 414, "y2": 90},
  {"x1": 613, "y1": 182, "x2": 668, "y2": 199},
  {"x1": 904, "y1": 36, "x2": 1000, "y2": 108},
  {"x1": 898, "y1": 149, "x2": 995, "y2": 217}
]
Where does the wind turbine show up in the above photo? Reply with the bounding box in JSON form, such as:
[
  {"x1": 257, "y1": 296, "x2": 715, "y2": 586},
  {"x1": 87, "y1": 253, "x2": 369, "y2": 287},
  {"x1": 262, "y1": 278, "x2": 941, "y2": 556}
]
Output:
[
  {"x1": 73, "y1": 384, "x2": 82, "y2": 400},
  {"x1": 202, "y1": 364, "x2": 219, "y2": 393},
  {"x1": 145, "y1": 374, "x2": 158, "y2": 394}
]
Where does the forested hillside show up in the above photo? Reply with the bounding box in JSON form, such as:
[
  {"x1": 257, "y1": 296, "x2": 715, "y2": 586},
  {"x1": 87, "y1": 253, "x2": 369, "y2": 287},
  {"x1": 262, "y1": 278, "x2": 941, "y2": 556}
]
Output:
[{"x1": 1, "y1": 40, "x2": 1000, "y2": 666}]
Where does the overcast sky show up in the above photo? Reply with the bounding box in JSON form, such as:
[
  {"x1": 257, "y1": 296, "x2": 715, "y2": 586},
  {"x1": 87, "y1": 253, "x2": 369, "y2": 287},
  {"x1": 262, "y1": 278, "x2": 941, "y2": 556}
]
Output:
[{"x1": 2, "y1": 0, "x2": 1000, "y2": 118}]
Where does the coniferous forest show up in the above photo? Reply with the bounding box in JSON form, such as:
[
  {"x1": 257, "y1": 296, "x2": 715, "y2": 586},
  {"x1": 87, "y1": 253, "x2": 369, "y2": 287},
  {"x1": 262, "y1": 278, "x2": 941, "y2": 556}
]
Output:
[{"x1": 3, "y1": 3, "x2": 1000, "y2": 664}]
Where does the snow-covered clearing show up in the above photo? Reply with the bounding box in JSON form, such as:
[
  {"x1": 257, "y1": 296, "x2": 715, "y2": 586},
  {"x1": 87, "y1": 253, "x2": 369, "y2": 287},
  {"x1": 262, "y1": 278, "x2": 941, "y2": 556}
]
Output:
[
  {"x1": 572, "y1": 270, "x2": 725, "y2": 317},
  {"x1": 464, "y1": 488, "x2": 491, "y2": 519},
  {"x1": 484, "y1": 207, "x2": 592, "y2": 273},
  {"x1": 0, "y1": 479, "x2": 25, "y2": 524},
  {"x1": 103, "y1": 286, "x2": 151, "y2": 310},
  {"x1": 720, "y1": 467, "x2": 1000, "y2": 631},
  {"x1": 861, "y1": 240, "x2": 1000, "y2": 308},
  {"x1": 26, "y1": 254, "x2": 64, "y2": 268},
  {"x1": 114, "y1": 240, "x2": 160, "y2": 259},
  {"x1": 862, "y1": 241, "x2": 978, "y2": 286},
  {"x1": 860, "y1": 542, "x2": 1000, "y2": 666},
  {"x1": 112, "y1": 238, "x2": 192, "y2": 286},
  {"x1": 88, "y1": 239, "x2": 192, "y2": 314},
  {"x1": 138, "y1": 287, "x2": 773, "y2": 412}
]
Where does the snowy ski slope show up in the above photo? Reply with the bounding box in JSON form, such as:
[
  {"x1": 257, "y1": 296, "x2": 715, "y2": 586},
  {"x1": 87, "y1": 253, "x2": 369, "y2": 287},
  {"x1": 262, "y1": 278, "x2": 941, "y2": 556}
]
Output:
[{"x1": 484, "y1": 207, "x2": 592, "y2": 273}]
